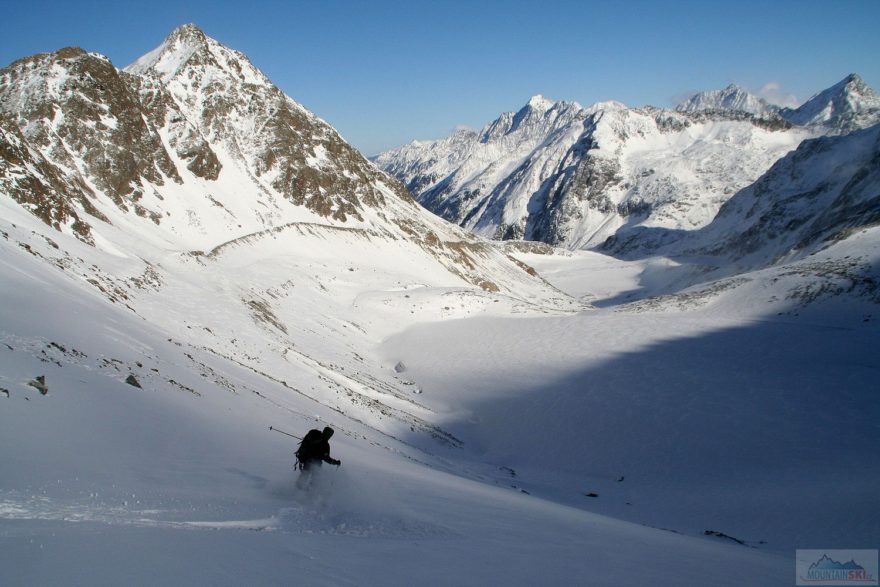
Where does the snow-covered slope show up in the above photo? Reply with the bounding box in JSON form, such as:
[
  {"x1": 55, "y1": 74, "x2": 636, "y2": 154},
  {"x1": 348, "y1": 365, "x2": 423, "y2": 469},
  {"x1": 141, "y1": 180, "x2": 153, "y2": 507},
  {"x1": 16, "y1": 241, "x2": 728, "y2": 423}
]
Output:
[
  {"x1": 376, "y1": 95, "x2": 811, "y2": 250},
  {"x1": 780, "y1": 74, "x2": 880, "y2": 133},
  {"x1": 604, "y1": 122, "x2": 880, "y2": 286},
  {"x1": 0, "y1": 25, "x2": 564, "y2": 297},
  {"x1": 0, "y1": 22, "x2": 580, "y2": 498},
  {"x1": 385, "y1": 236, "x2": 880, "y2": 560},
  {"x1": 2, "y1": 25, "x2": 877, "y2": 586},
  {"x1": 376, "y1": 75, "x2": 879, "y2": 253},
  {"x1": 6, "y1": 189, "x2": 871, "y2": 586}
]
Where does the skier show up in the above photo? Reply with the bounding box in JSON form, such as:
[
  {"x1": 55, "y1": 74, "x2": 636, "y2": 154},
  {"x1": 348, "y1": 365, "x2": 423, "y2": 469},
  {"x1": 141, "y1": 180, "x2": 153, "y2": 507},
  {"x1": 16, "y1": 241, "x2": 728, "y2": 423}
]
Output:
[{"x1": 295, "y1": 426, "x2": 341, "y2": 471}]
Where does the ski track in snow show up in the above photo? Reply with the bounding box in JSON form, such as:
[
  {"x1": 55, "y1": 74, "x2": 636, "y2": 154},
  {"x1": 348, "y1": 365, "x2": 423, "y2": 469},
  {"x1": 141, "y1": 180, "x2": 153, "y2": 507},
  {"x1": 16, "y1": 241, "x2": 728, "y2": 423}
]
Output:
[
  {"x1": 0, "y1": 492, "x2": 277, "y2": 532},
  {"x1": 0, "y1": 488, "x2": 455, "y2": 540}
]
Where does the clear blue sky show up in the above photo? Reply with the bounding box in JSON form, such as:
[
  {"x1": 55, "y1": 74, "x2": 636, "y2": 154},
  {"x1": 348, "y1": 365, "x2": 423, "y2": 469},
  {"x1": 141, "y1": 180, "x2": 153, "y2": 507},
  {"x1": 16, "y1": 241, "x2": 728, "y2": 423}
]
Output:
[{"x1": 2, "y1": 0, "x2": 879, "y2": 155}]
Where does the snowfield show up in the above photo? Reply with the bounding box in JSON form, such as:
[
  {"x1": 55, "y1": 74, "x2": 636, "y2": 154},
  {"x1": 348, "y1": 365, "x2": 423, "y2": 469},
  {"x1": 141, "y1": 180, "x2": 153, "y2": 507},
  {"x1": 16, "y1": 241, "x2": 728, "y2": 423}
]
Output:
[
  {"x1": 1, "y1": 24, "x2": 878, "y2": 587},
  {"x1": 2, "y1": 192, "x2": 877, "y2": 585}
]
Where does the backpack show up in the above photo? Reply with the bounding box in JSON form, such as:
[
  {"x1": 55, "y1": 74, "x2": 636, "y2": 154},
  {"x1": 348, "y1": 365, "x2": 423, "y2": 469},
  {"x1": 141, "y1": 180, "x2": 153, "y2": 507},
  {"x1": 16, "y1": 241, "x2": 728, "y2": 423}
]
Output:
[{"x1": 295, "y1": 429, "x2": 324, "y2": 470}]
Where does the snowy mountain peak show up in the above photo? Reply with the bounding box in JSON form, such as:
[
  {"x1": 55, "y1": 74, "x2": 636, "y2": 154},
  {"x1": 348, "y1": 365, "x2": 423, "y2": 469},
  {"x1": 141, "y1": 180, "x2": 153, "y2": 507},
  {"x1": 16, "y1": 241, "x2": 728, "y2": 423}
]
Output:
[
  {"x1": 829, "y1": 73, "x2": 876, "y2": 105},
  {"x1": 838, "y1": 73, "x2": 869, "y2": 94},
  {"x1": 780, "y1": 73, "x2": 880, "y2": 132},
  {"x1": 586, "y1": 100, "x2": 628, "y2": 114},
  {"x1": 476, "y1": 95, "x2": 584, "y2": 143},
  {"x1": 167, "y1": 22, "x2": 208, "y2": 45},
  {"x1": 0, "y1": 26, "x2": 563, "y2": 300},
  {"x1": 527, "y1": 94, "x2": 554, "y2": 110},
  {"x1": 377, "y1": 84, "x2": 815, "y2": 249},
  {"x1": 125, "y1": 23, "x2": 271, "y2": 89},
  {"x1": 676, "y1": 84, "x2": 776, "y2": 115}
]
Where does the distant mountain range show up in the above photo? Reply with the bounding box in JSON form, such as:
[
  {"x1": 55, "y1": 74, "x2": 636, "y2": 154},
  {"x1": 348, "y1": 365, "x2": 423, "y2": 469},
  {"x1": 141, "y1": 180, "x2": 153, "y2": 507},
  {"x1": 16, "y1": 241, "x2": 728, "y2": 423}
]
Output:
[
  {"x1": 604, "y1": 122, "x2": 880, "y2": 276},
  {"x1": 1, "y1": 25, "x2": 878, "y2": 305},
  {"x1": 675, "y1": 84, "x2": 778, "y2": 116},
  {"x1": 375, "y1": 74, "x2": 880, "y2": 263}
]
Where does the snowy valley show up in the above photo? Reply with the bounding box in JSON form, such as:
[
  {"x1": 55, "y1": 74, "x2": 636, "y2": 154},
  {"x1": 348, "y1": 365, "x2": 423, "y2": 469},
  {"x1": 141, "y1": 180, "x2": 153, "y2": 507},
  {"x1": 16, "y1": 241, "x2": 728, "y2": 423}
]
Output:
[{"x1": 1, "y1": 24, "x2": 878, "y2": 587}]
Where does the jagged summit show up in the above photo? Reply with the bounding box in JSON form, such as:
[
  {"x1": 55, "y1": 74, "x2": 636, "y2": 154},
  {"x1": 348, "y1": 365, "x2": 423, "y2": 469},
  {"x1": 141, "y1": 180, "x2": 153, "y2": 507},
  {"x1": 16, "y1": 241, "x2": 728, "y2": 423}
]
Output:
[
  {"x1": 833, "y1": 73, "x2": 870, "y2": 96},
  {"x1": 527, "y1": 94, "x2": 554, "y2": 110},
  {"x1": 781, "y1": 73, "x2": 880, "y2": 132},
  {"x1": 480, "y1": 94, "x2": 584, "y2": 142},
  {"x1": 842, "y1": 73, "x2": 866, "y2": 87},
  {"x1": 167, "y1": 22, "x2": 208, "y2": 43},
  {"x1": 676, "y1": 74, "x2": 880, "y2": 131},
  {"x1": 676, "y1": 84, "x2": 777, "y2": 115},
  {"x1": 121, "y1": 24, "x2": 424, "y2": 227},
  {"x1": 378, "y1": 73, "x2": 880, "y2": 252},
  {"x1": 125, "y1": 23, "x2": 271, "y2": 88},
  {"x1": 377, "y1": 89, "x2": 813, "y2": 248}
]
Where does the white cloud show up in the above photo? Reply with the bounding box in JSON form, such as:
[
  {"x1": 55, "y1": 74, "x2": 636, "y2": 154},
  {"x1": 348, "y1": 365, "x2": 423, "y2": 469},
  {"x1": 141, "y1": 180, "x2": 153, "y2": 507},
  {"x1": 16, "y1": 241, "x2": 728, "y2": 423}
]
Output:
[{"x1": 754, "y1": 82, "x2": 801, "y2": 108}]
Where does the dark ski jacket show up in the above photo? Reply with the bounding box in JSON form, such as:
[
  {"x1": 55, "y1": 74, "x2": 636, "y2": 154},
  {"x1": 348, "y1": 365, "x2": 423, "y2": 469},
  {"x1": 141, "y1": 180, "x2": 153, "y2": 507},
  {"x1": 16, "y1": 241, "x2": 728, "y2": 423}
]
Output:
[{"x1": 296, "y1": 427, "x2": 340, "y2": 469}]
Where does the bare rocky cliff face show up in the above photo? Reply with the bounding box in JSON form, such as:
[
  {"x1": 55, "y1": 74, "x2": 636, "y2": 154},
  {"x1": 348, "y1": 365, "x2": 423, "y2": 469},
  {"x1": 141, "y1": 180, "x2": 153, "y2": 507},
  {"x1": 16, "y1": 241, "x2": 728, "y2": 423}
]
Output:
[
  {"x1": 0, "y1": 47, "x2": 188, "y2": 239},
  {"x1": 0, "y1": 112, "x2": 97, "y2": 239}
]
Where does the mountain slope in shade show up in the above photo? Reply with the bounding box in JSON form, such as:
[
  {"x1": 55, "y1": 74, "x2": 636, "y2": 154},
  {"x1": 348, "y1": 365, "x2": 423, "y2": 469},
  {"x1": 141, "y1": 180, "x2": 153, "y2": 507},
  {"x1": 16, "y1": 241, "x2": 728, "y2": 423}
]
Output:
[{"x1": 700, "y1": 122, "x2": 880, "y2": 266}]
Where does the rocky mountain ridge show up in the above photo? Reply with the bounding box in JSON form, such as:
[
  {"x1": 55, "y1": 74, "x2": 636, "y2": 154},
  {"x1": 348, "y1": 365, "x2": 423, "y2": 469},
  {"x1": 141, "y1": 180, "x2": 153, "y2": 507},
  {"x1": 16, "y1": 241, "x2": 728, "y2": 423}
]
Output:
[
  {"x1": 604, "y1": 122, "x2": 880, "y2": 273},
  {"x1": 780, "y1": 74, "x2": 880, "y2": 133},
  {"x1": 376, "y1": 75, "x2": 880, "y2": 255},
  {"x1": 675, "y1": 84, "x2": 778, "y2": 116},
  {"x1": 0, "y1": 24, "x2": 561, "y2": 300}
]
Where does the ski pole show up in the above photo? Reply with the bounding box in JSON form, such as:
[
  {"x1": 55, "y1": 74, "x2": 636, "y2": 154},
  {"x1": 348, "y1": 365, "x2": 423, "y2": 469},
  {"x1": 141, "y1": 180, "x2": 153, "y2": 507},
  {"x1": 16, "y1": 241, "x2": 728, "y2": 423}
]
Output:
[{"x1": 269, "y1": 425, "x2": 301, "y2": 440}]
